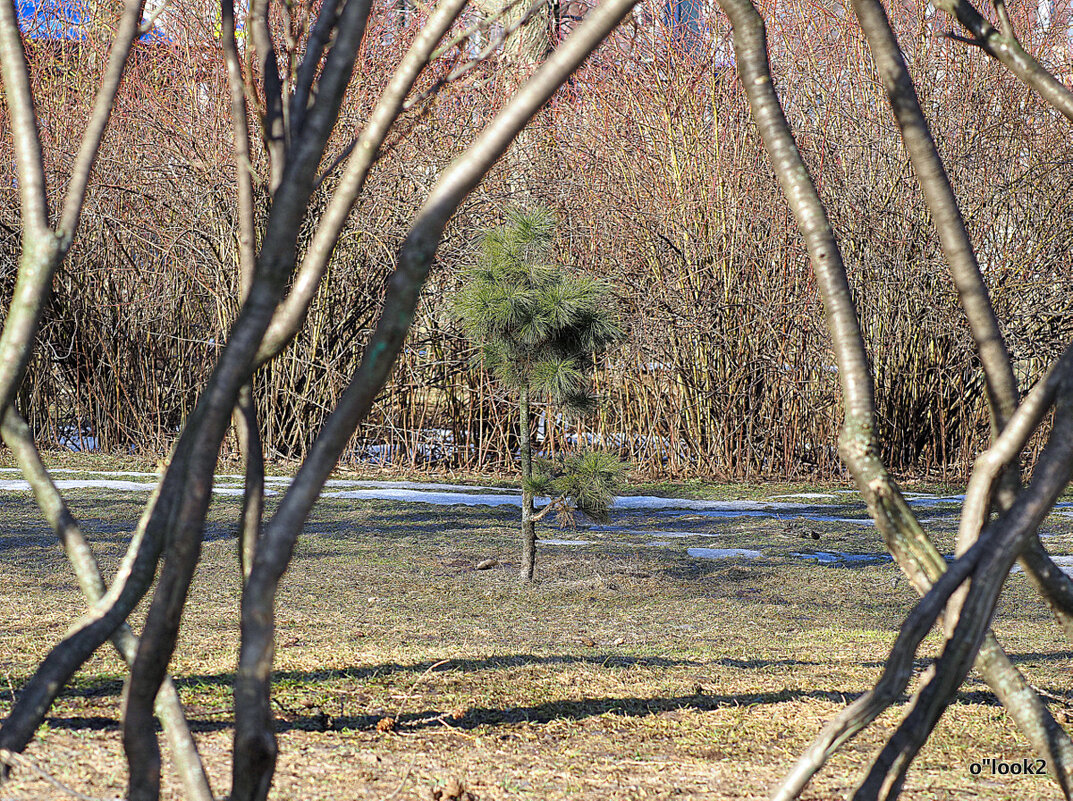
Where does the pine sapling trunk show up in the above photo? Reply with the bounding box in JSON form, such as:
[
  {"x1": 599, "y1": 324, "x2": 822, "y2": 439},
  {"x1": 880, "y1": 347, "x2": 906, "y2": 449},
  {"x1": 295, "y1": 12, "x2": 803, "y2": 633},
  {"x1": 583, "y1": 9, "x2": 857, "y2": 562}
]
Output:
[{"x1": 519, "y1": 387, "x2": 537, "y2": 583}]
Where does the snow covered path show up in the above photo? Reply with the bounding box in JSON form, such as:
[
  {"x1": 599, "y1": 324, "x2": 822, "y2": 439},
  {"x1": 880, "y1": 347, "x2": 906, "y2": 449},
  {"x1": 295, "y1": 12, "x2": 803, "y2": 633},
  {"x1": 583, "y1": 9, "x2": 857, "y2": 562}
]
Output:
[{"x1": 0, "y1": 467, "x2": 976, "y2": 520}]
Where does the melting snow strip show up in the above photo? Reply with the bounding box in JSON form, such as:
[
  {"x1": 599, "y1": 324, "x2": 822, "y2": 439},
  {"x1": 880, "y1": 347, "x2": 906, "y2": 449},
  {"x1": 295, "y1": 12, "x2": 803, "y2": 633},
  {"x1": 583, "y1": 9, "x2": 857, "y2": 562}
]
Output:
[
  {"x1": 906, "y1": 495, "x2": 966, "y2": 506},
  {"x1": 320, "y1": 488, "x2": 546, "y2": 506},
  {"x1": 0, "y1": 468, "x2": 160, "y2": 478},
  {"x1": 321, "y1": 479, "x2": 514, "y2": 493}
]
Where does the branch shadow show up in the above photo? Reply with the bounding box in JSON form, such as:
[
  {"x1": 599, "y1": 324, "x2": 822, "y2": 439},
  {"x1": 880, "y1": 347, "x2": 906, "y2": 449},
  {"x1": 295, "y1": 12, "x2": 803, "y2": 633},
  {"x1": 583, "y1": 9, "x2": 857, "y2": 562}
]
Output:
[{"x1": 39, "y1": 684, "x2": 1018, "y2": 736}]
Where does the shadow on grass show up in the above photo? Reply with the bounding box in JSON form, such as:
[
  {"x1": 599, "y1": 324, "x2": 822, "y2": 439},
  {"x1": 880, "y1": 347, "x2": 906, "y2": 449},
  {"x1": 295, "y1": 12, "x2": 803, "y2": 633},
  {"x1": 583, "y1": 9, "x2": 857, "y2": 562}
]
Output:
[
  {"x1": 39, "y1": 652, "x2": 837, "y2": 704},
  {"x1": 25, "y1": 648, "x2": 1073, "y2": 706},
  {"x1": 40, "y1": 685, "x2": 1021, "y2": 736}
]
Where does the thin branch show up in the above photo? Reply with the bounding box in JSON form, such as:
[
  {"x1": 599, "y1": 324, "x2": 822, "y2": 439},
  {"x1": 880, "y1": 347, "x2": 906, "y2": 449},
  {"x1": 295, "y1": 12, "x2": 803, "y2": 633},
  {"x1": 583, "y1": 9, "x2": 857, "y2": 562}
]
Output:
[
  {"x1": 959, "y1": 346, "x2": 1073, "y2": 549},
  {"x1": 992, "y1": 0, "x2": 1014, "y2": 39},
  {"x1": 0, "y1": 748, "x2": 106, "y2": 801},
  {"x1": 221, "y1": 0, "x2": 257, "y2": 287},
  {"x1": 234, "y1": 1, "x2": 642, "y2": 797},
  {"x1": 282, "y1": 0, "x2": 376, "y2": 183},
  {"x1": 936, "y1": 0, "x2": 1073, "y2": 122},
  {"x1": 403, "y1": 0, "x2": 551, "y2": 111},
  {"x1": 222, "y1": 0, "x2": 266, "y2": 580},
  {"x1": 530, "y1": 496, "x2": 569, "y2": 521},
  {"x1": 850, "y1": 0, "x2": 1017, "y2": 432},
  {"x1": 289, "y1": 0, "x2": 345, "y2": 139},
  {"x1": 139, "y1": 0, "x2": 172, "y2": 34},
  {"x1": 0, "y1": 408, "x2": 215, "y2": 801},
  {"x1": 379, "y1": 752, "x2": 421, "y2": 801},
  {"x1": 249, "y1": 0, "x2": 287, "y2": 189},
  {"x1": 315, "y1": 0, "x2": 547, "y2": 190}
]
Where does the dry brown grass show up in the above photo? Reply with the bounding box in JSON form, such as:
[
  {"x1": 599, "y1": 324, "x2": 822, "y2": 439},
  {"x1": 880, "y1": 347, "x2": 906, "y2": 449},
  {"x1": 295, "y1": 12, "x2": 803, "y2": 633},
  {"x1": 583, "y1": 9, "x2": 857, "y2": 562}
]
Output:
[{"x1": 0, "y1": 479, "x2": 1070, "y2": 800}]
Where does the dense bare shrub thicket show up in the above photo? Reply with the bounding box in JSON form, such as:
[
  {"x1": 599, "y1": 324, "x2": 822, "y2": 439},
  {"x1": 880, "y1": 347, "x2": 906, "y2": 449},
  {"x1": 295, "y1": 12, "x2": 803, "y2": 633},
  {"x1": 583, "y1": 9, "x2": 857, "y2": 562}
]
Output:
[{"x1": 2, "y1": 0, "x2": 1071, "y2": 478}]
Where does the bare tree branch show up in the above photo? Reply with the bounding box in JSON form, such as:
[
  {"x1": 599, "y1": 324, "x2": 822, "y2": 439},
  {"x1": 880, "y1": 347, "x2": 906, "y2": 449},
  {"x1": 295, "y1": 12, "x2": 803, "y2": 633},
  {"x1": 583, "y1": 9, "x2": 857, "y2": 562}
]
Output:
[
  {"x1": 249, "y1": 0, "x2": 287, "y2": 188},
  {"x1": 712, "y1": 0, "x2": 1073, "y2": 796},
  {"x1": 233, "y1": 2, "x2": 642, "y2": 796},
  {"x1": 222, "y1": 0, "x2": 267, "y2": 581},
  {"x1": 852, "y1": 0, "x2": 1016, "y2": 428},
  {"x1": 0, "y1": 0, "x2": 380, "y2": 776},
  {"x1": 289, "y1": 0, "x2": 345, "y2": 139},
  {"x1": 256, "y1": 0, "x2": 471, "y2": 366},
  {"x1": 991, "y1": 0, "x2": 1015, "y2": 40},
  {"x1": 855, "y1": 386, "x2": 1073, "y2": 799},
  {"x1": 849, "y1": 1, "x2": 1073, "y2": 789},
  {"x1": 936, "y1": 0, "x2": 1073, "y2": 121},
  {"x1": 402, "y1": 0, "x2": 552, "y2": 112}
]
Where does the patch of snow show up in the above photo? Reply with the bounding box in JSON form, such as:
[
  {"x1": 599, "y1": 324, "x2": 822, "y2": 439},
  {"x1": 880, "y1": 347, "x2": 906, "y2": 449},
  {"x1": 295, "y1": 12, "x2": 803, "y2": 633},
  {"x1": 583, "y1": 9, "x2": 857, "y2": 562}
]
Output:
[
  {"x1": 0, "y1": 468, "x2": 160, "y2": 478},
  {"x1": 769, "y1": 493, "x2": 837, "y2": 500},
  {"x1": 906, "y1": 495, "x2": 965, "y2": 507},
  {"x1": 687, "y1": 547, "x2": 762, "y2": 560},
  {"x1": 256, "y1": 475, "x2": 511, "y2": 492},
  {"x1": 800, "y1": 515, "x2": 875, "y2": 526},
  {"x1": 322, "y1": 479, "x2": 513, "y2": 493},
  {"x1": 675, "y1": 508, "x2": 874, "y2": 525},
  {"x1": 0, "y1": 479, "x2": 159, "y2": 492},
  {"x1": 539, "y1": 539, "x2": 591, "y2": 546}
]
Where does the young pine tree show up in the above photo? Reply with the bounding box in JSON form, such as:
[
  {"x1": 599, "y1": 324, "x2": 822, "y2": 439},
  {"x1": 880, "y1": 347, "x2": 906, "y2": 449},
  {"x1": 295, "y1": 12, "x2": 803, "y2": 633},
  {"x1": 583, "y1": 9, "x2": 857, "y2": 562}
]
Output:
[{"x1": 453, "y1": 207, "x2": 624, "y2": 583}]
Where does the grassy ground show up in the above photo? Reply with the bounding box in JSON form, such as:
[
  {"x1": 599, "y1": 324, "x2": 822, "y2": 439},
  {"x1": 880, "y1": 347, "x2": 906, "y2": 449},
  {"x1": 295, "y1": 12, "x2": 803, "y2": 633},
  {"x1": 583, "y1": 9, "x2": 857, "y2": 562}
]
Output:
[{"x1": 0, "y1": 471, "x2": 1071, "y2": 800}]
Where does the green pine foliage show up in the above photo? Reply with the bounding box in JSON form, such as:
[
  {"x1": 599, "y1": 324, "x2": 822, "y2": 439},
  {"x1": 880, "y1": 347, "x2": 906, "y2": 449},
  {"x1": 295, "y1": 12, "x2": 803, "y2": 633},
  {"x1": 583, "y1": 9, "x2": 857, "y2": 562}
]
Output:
[
  {"x1": 453, "y1": 207, "x2": 622, "y2": 414},
  {"x1": 534, "y1": 450, "x2": 628, "y2": 525},
  {"x1": 454, "y1": 207, "x2": 626, "y2": 529}
]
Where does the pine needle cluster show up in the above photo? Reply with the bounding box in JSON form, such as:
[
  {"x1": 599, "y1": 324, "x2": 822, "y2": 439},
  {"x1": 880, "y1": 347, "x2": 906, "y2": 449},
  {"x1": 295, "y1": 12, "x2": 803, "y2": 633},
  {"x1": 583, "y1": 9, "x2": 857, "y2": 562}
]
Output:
[
  {"x1": 452, "y1": 207, "x2": 622, "y2": 415},
  {"x1": 525, "y1": 450, "x2": 628, "y2": 525}
]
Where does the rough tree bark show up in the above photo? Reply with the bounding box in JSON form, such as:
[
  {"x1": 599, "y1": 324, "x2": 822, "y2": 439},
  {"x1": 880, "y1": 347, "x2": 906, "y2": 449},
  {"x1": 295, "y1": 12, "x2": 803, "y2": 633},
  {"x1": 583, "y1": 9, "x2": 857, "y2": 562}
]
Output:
[{"x1": 519, "y1": 386, "x2": 538, "y2": 582}]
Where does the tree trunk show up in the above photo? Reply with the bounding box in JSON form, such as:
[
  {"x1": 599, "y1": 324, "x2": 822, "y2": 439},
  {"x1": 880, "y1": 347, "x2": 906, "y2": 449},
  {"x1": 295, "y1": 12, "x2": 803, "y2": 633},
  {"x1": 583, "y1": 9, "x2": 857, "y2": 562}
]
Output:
[{"x1": 519, "y1": 387, "x2": 537, "y2": 583}]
